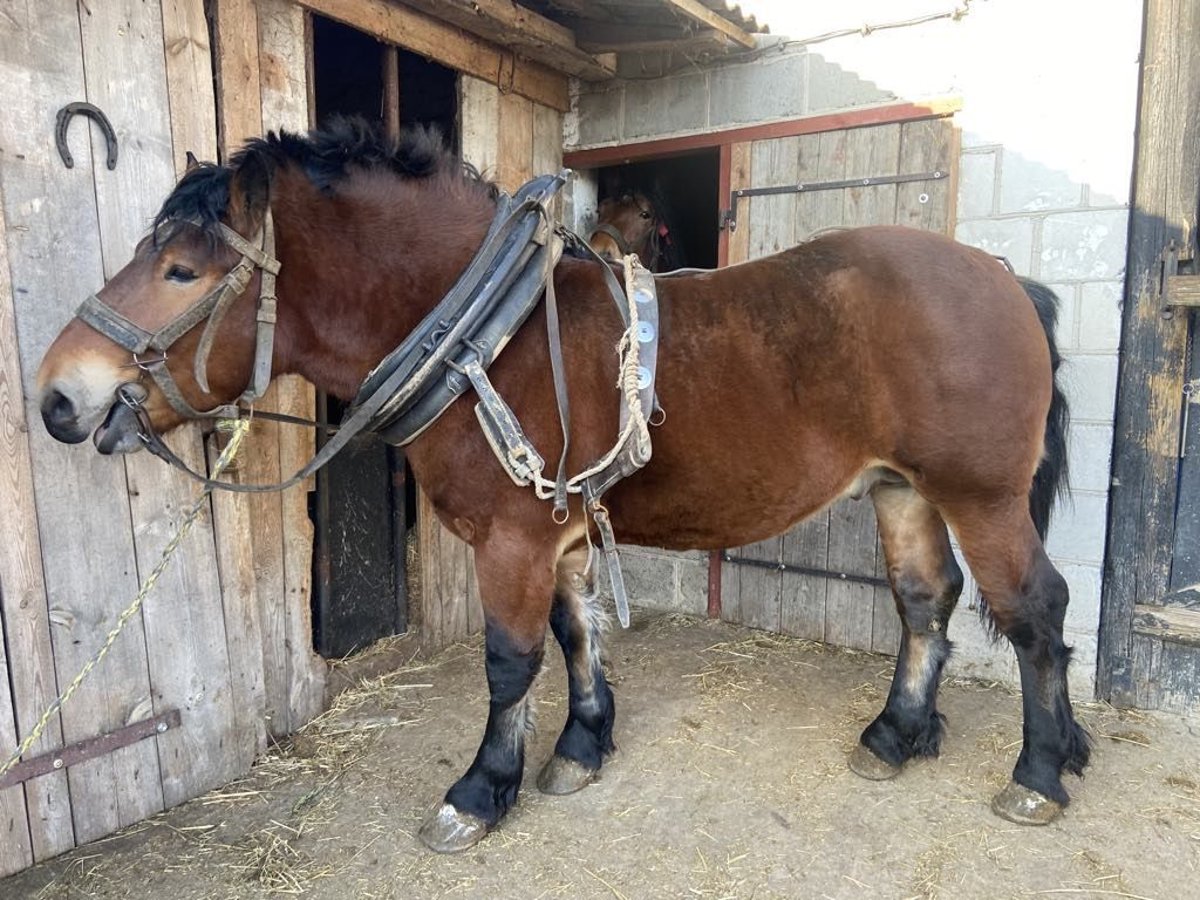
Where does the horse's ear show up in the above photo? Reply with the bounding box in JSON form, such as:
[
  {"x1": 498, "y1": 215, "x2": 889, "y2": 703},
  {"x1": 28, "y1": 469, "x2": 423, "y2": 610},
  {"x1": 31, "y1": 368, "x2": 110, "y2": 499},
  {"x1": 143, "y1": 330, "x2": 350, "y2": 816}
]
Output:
[
  {"x1": 185, "y1": 150, "x2": 200, "y2": 172},
  {"x1": 227, "y1": 150, "x2": 272, "y2": 236}
]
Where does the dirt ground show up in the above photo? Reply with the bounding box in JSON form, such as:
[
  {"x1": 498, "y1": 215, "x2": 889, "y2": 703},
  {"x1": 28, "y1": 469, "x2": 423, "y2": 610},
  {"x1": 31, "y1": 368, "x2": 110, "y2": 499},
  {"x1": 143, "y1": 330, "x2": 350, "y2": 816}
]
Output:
[{"x1": 4, "y1": 613, "x2": 1199, "y2": 899}]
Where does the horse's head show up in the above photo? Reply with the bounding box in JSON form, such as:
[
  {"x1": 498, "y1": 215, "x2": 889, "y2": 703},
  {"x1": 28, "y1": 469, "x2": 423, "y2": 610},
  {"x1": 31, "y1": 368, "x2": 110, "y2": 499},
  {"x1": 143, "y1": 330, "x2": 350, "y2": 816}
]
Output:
[
  {"x1": 37, "y1": 150, "x2": 275, "y2": 454},
  {"x1": 589, "y1": 190, "x2": 666, "y2": 267}
]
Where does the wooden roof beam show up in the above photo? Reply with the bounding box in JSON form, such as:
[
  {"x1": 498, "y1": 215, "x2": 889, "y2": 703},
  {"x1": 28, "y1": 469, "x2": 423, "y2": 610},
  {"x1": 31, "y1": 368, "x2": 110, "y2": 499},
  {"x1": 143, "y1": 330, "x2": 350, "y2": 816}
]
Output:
[
  {"x1": 397, "y1": 0, "x2": 617, "y2": 81},
  {"x1": 660, "y1": 0, "x2": 757, "y2": 49}
]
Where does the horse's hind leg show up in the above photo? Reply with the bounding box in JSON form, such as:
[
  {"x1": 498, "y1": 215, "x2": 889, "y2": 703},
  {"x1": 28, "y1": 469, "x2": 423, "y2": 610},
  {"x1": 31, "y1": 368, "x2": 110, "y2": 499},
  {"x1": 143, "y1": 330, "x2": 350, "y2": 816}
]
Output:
[
  {"x1": 850, "y1": 483, "x2": 963, "y2": 780},
  {"x1": 942, "y1": 495, "x2": 1089, "y2": 824},
  {"x1": 418, "y1": 527, "x2": 553, "y2": 853},
  {"x1": 537, "y1": 545, "x2": 616, "y2": 794}
]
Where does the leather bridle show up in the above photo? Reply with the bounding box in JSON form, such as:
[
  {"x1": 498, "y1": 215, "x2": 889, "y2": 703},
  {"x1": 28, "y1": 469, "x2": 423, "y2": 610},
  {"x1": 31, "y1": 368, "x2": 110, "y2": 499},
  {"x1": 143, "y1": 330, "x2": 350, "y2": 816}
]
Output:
[{"x1": 76, "y1": 212, "x2": 281, "y2": 421}]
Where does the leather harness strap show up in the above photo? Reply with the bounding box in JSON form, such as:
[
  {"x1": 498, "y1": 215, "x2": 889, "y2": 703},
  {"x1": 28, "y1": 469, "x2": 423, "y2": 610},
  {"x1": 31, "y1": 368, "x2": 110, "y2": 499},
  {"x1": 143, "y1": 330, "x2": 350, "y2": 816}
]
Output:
[{"x1": 75, "y1": 173, "x2": 664, "y2": 624}]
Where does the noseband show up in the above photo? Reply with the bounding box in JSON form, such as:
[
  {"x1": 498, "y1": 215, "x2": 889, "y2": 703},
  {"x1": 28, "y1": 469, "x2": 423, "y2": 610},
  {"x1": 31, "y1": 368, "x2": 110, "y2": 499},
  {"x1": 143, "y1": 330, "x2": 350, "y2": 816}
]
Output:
[{"x1": 75, "y1": 212, "x2": 281, "y2": 420}]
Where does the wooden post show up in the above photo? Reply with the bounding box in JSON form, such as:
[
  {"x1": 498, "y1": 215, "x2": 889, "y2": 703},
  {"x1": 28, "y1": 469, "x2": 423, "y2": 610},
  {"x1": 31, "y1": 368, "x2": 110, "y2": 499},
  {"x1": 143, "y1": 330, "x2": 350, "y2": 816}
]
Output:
[{"x1": 1099, "y1": 0, "x2": 1200, "y2": 706}]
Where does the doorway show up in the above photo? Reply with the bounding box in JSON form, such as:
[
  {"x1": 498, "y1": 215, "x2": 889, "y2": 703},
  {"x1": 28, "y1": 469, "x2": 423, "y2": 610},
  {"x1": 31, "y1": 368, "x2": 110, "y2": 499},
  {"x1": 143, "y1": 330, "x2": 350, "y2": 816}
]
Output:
[
  {"x1": 308, "y1": 15, "x2": 458, "y2": 657},
  {"x1": 591, "y1": 149, "x2": 720, "y2": 269}
]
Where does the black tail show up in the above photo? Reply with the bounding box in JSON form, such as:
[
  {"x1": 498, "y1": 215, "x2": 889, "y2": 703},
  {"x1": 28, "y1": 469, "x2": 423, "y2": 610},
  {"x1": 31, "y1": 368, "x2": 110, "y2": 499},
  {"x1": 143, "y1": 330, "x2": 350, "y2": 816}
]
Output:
[{"x1": 1018, "y1": 277, "x2": 1070, "y2": 541}]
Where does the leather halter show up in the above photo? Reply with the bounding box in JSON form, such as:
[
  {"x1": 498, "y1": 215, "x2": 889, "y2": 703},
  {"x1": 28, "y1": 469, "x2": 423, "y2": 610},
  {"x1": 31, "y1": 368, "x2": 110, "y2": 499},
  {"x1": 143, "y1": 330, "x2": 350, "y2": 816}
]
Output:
[{"x1": 76, "y1": 212, "x2": 281, "y2": 420}]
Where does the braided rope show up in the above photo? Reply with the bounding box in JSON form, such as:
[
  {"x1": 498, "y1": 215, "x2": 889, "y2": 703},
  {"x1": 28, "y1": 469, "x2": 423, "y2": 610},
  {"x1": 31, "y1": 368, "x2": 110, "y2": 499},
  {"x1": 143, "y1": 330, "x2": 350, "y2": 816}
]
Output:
[{"x1": 0, "y1": 418, "x2": 252, "y2": 780}]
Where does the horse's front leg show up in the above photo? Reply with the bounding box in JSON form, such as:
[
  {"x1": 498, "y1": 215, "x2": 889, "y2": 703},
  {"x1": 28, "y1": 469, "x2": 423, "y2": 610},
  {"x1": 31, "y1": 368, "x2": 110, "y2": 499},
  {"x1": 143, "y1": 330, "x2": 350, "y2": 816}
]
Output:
[
  {"x1": 418, "y1": 527, "x2": 553, "y2": 853},
  {"x1": 537, "y1": 545, "x2": 615, "y2": 794}
]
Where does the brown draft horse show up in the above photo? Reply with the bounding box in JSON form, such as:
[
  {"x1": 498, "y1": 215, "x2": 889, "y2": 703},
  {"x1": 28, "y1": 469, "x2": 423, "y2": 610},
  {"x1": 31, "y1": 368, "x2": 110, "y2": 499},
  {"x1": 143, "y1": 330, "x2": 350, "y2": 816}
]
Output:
[
  {"x1": 588, "y1": 188, "x2": 679, "y2": 271},
  {"x1": 37, "y1": 122, "x2": 1088, "y2": 853}
]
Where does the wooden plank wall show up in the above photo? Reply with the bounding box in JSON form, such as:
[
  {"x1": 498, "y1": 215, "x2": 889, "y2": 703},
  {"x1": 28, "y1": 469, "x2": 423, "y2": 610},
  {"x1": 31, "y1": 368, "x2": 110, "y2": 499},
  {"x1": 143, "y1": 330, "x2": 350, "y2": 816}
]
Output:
[
  {"x1": 414, "y1": 75, "x2": 565, "y2": 648},
  {"x1": 212, "y1": 0, "x2": 326, "y2": 737},
  {"x1": 720, "y1": 118, "x2": 955, "y2": 655}
]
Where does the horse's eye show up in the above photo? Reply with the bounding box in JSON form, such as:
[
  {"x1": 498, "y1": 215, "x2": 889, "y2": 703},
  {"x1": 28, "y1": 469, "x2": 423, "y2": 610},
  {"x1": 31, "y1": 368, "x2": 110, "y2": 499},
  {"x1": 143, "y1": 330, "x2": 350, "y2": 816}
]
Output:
[
  {"x1": 165, "y1": 264, "x2": 198, "y2": 283},
  {"x1": 639, "y1": 210, "x2": 652, "y2": 219}
]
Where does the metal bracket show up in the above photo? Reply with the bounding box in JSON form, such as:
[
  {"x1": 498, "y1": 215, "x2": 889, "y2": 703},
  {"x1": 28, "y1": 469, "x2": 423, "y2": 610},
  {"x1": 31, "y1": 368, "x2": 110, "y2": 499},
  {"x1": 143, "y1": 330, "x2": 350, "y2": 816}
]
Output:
[
  {"x1": 722, "y1": 551, "x2": 890, "y2": 589},
  {"x1": 720, "y1": 170, "x2": 949, "y2": 232},
  {"x1": 0, "y1": 709, "x2": 180, "y2": 789}
]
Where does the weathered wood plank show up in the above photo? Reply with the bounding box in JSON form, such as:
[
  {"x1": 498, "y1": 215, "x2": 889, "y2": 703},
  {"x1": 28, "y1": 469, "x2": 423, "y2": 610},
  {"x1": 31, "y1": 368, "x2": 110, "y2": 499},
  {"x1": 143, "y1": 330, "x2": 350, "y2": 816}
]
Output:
[
  {"x1": 214, "y1": 0, "x2": 295, "y2": 736},
  {"x1": 747, "y1": 136, "x2": 799, "y2": 259},
  {"x1": 0, "y1": 187, "x2": 34, "y2": 874},
  {"x1": 0, "y1": 174, "x2": 73, "y2": 868},
  {"x1": 296, "y1": 0, "x2": 569, "y2": 111},
  {"x1": 841, "y1": 122, "x2": 900, "y2": 228},
  {"x1": 1100, "y1": 0, "x2": 1200, "y2": 704},
  {"x1": 725, "y1": 142, "x2": 752, "y2": 266},
  {"x1": 498, "y1": 92, "x2": 535, "y2": 191},
  {"x1": 161, "y1": 0, "x2": 219, "y2": 167},
  {"x1": 0, "y1": 619, "x2": 32, "y2": 876},
  {"x1": 206, "y1": 438, "x2": 268, "y2": 771},
  {"x1": 259, "y1": 0, "x2": 327, "y2": 729},
  {"x1": 1165, "y1": 274, "x2": 1200, "y2": 307},
  {"x1": 1, "y1": 0, "x2": 166, "y2": 846},
  {"x1": 895, "y1": 119, "x2": 955, "y2": 234},
  {"x1": 1133, "y1": 603, "x2": 1200, "y2": 648},
  {"x1": 396, "y1": 0, "x2": 615, "y2": 81},
  {"x1": 731, "y1": 539, "x2": 783, "y2": 632},
  {"x1": 660, "y1": 0, "x2": 757, "y2": 49},
  {"x1": 460, "y1": 76, "x2": 501, "y2": 181},
  {"x1": 81, "y1": 0, "x2": 240, "y2": 808}
]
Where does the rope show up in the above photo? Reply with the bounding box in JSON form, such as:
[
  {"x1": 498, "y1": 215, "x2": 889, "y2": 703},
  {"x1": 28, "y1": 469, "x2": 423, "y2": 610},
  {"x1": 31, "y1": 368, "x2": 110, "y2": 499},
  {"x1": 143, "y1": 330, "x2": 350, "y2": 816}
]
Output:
[
  {"x1": 527, "y1": 254, "x2": 650, "y2": 501},
  {"x1": 0, "y1": 418, "x2": 252, "y2": 780}
]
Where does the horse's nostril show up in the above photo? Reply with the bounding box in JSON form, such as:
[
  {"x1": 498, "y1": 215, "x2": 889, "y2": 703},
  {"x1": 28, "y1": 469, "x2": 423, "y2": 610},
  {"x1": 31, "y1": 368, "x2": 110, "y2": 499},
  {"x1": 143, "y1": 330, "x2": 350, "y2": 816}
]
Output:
[{"x1": 41, "y1": 388, "x2": 82, "y2": 437}]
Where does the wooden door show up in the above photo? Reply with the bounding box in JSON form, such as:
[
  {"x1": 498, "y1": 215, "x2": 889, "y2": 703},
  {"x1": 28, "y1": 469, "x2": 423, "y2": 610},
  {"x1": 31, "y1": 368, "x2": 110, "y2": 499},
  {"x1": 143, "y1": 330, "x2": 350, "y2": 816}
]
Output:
[{"x1": 719, "y1": 118, "x2": 958, "y2": 653}]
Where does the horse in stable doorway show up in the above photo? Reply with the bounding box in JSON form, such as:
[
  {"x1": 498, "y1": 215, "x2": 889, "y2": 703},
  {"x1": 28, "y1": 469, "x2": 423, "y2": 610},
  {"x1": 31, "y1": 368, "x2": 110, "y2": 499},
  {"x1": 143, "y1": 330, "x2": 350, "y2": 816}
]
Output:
[
  {"x1": 588, "y1": 187, "x2": 685, "y2": 272},
  {"x1": 37, "y1": 120, "x2": 1087, "y2": 853}
]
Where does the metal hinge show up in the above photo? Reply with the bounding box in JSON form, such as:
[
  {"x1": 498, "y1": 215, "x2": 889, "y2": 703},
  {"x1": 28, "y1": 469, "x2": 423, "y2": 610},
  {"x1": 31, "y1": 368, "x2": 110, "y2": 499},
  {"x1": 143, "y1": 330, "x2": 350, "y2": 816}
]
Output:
[{"x1": 719, "y1": 170, "x2": 949, "y2": 232}]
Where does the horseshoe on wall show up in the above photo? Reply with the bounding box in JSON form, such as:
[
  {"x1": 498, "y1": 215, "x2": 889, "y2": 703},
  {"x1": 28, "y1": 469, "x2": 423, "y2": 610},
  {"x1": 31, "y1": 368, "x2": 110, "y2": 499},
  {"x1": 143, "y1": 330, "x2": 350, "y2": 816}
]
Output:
[{"x1": 55, "y1": 102, "x2": 119, "y2": 170}]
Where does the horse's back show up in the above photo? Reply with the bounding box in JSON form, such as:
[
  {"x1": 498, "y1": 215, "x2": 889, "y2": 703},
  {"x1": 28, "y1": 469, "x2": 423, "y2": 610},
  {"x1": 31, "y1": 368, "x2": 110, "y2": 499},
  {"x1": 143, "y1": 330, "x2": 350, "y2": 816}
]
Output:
[{"x1": 603, "y1": 225, "x2": 1052, "y2": 547}]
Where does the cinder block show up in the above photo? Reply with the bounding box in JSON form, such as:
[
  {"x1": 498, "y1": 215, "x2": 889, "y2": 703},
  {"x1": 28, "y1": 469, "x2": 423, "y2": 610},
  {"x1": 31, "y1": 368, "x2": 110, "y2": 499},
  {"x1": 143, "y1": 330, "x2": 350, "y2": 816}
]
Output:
[
  {"x1": 709, "y1": 54, "x2": 805, "y2": 127},
  {"x1": 624, "y1": 71, "x2": 707, "y2": 140},
  {"x1": 956, "y1": 216, "x2": 1036, "y2": 275},
  {"x1": 574, "y1": 85, "x2": 623, "y2": 147},
  {"x1": 675, "y1": 557, "x2": 711, "y2": 617},
  {"x1": 1067, "y1": 423, "x2": 1114, "y2": 494},
  {"x1": 1045, "y1": 492, "x2": 1109, "y2": 564},
  {"x1": 957, "y1": 151, "x2": 997, "y2": 219},
  {"x1": 1040, "y1": 209, "x2": 1130, "y2": 281},
  {"x1": 1060, "y1": 353, "x2": 1119, "y2": 422},
  {"x1": 998, "y1": 150, "x2": 1084, "y2": 213},
  {"x1": 1059, "y1": 563, "x2": 1102, "y2": 634},
  {"x1": 1043, "y1": 283, "x2": 1079, "y2": 351},
  {"x1": 618, "y1": 548, "x2": 677, "y2": 608},
  {"x1": 804, "y1": 52, "x2": 893, "y2": 114},
  {"x1": 1062, "y1": 628, "x2": 1099, "y2": 693},
  {"x1": 1077, "y1": 281, "x2": 1123, "y2": 352}
]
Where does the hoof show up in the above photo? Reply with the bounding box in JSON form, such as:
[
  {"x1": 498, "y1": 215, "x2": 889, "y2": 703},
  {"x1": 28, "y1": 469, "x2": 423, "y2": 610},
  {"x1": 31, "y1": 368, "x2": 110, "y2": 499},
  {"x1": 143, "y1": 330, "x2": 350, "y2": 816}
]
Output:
[
  {"x1": 537, "y1": 755, "x2": 598, "y2": 795},
  {"x1": 418, "y1": 803, "x2": 489, "y2": 853},
  {"x1": 848, "y1": 743, "x2": 902, "y2": 781},
  {"x1": 990, "y1": 781, "x2": 1064, "y2": 826}
]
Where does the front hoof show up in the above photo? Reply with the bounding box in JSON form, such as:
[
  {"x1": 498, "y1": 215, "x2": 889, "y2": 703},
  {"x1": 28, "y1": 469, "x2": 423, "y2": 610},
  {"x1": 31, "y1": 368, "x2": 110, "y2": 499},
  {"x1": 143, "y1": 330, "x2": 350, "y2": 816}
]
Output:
[
  {"x1": 537, "y1": 755, "x2": 598, "y2": 795},
  {"x1": 990, "y1": 781, "x2": 1064, "y2": 826},
  {"x1": 418, "y1": 803, "x2": 489, "y2": 853},
  {"x1": 848, "y1": 743, "x2": 902, "y2": 781}
]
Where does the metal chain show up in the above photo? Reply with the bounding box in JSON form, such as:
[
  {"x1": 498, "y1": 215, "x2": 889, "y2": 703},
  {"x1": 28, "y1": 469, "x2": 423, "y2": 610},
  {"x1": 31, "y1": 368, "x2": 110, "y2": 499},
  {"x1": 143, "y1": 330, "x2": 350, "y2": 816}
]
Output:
[{"x1": 0, "y1": 418, "x2": 252, "y2": 779}]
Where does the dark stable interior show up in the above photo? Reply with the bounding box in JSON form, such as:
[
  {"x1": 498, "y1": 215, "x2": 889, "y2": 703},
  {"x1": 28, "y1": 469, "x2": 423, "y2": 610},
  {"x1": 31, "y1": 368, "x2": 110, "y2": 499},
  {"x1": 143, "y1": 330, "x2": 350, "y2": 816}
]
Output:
[
  {"x1": 593, "y1": 149, "x2": 721, "y2": 269},
  {"x1": 308, "y1": 15, "x2": 457, "y2": 657}
]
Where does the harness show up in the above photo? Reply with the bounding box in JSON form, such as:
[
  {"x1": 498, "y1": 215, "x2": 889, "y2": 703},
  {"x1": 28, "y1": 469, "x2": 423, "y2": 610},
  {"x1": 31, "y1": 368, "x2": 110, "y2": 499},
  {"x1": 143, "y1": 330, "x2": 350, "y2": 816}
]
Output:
[{"x1": 76, "y1": 172, "x2": 661, "y2": 627}]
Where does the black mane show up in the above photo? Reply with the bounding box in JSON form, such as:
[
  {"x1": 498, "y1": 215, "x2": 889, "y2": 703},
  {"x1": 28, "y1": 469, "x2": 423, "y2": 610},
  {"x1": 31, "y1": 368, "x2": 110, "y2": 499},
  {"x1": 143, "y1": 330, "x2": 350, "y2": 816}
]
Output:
[{"x1": 153, "y1": 118, "x2": 492, "y2": 243}]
